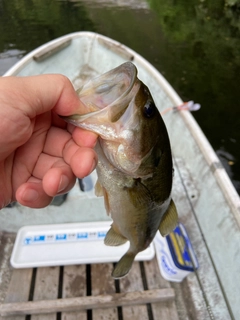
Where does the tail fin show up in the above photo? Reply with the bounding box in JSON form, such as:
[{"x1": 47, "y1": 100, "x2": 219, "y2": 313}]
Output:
[{"x1": 112, "y1": 251, "x2": 136, "y2": 279}]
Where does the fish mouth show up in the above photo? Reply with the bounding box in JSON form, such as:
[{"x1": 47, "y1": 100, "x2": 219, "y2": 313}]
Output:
[{"x1": 62, "y1": 62, "x2": 140, "y2": 139}]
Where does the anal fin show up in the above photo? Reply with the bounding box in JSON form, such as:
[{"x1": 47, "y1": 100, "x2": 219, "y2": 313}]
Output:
[
  {"x1": 104, "y1": 226, "x2": 128, "y2": 246},
  {"x1": 159, "y1": 199, "x2": 178, "y2": 236}
]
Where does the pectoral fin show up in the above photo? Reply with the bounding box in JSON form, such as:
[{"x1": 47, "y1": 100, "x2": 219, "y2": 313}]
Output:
[
  {"x1": 128, "y1": 179, "x2": 152, "y2": 208},
  {"x1": 159, "y1": 199, "x2": 178, "y2": 236},
  {"x1": 104, "y1": 225, "x2": 128, "y2": 246},
  {"x1": 95, "y1": 179, "x2": 104, "y2": 197},
  {"x1": 112, "y1": 251, "x2": 136, "y2": 279},
  {"x1": 95, "y1": 180, "x2": 111, "y2": 215}
]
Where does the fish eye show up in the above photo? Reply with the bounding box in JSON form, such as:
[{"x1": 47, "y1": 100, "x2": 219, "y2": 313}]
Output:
[{"x1": 143, "y1": 100, "x2": 155, "y2": 118}]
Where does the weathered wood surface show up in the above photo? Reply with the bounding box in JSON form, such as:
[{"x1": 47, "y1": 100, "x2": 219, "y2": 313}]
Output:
[
  {"x1": 0, "y1": 240, "x2": 179, "y2": 320},
  {"x1": 0, "y1": 268, "x2": 32, "y2": 320},
  {"x1": 62, "y1": 265, "x2": 87, "y2": 320},
  {"x1": 0, "y1": 288, "x2": 174, "y2": 316},
  {"x1": 120, "y1": 262, "x2": 149, "y2": 320},
  {"x1": 31, "y1": 266, "x2": 59, "y2": 320},
  {"x1": 0, "y1": 228, "x2": 231, "y2": 320},
  {"x1": 0, "y1": 233, "x2": 15, "y2": 305},
  {"x1": 91, "y1": 263, "x2": 118, "y2": 320},
  {"x1": 144, "y1": 258, "x2": 180, "y2": 320}
]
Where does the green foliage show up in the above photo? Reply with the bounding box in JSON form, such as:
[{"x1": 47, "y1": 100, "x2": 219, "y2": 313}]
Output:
[
  {"x1": 147, "y1": 0, "x2": 240, "y2": 188},
  {"x1": 147, "y1": 0, "x2": 240, "y2": 120},
  {"x1": 0, "y1": 0, "x2": 95, "y2": 53}
]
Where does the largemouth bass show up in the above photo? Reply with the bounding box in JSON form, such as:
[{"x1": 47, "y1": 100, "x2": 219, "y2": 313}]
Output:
[{"x1": 63, "y1": 62, "x2": 178, "y2": 278}]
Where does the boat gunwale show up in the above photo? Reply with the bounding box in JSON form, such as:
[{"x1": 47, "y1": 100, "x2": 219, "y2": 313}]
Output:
[{"x1": 3, "y1": 31, "x2": 240, "y2": 228}]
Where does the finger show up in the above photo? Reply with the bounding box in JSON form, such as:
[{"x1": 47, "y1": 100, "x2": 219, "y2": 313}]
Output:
[
  {"x1": 62, "y1": 139, "x2": 98, "y2": 173},
  {"x1": 32, "y1": 153, "x2": 61, "y2": 179},
  {"x1": 42, "y1": 166, "x2": 76, "y2": 197},
  {"x1": 72, "y1": 127, "x2": 98, "y2": 148},
  {"x1": 43, "y1": 126, "x2": 72, "y2": 157},
  {"x1": 11, "y1": 113, "x2": 51, "y2": 190},
  {"x1": 70, "y1": 147, "x2": 97, "y2": 179},
  {"x1": 16, "y1": 180, "x2": 53, "y2": 208},
  {"x1": 62, "y1": 136, "x2": 98, "y2": 178},
  {"x1": 32, "y1": 154, "x2": 76, "y2": 196},
  {"x1": 16, "y1": 163, "x2": 76, "y2": 207}
]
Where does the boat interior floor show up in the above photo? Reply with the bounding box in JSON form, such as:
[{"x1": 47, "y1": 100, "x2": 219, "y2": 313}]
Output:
[
  {"x1": 0, "y1": 160, "x2": 234, "y2": 320},
  {"x1": 0, "y1": 230, "x2": 206, "y2": 320}
]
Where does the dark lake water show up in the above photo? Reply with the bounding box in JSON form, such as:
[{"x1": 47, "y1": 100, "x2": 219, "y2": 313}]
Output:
[{"x1": 0, "y1": 0, "x2": 239, "y2": 195}]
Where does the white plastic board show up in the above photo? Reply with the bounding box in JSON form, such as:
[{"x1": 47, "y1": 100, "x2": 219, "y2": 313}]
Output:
[{"x1": 11, "y1": 221, "x2": 155, "y2": 268}]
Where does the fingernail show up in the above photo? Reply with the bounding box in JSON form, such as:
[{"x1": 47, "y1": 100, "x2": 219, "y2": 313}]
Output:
[
  {"x1": 58, "y1": 175, "x2": 69, "y2": 193},
  {"x1": 22, "y1": 189, "x2": 39, "y2": 202}
]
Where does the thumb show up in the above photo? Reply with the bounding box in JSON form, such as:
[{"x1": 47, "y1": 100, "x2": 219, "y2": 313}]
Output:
[
  {"x1": 4, "y1": 74, "x2": 82, "y2": 118},
  {"x1": 0, "y1": 75, "x2": 81, "y2": 160}
]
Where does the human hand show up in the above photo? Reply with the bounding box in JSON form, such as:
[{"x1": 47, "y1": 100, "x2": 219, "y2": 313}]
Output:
[{"x1": 0, "y1": 75, "x2": 98, "y2": 209}]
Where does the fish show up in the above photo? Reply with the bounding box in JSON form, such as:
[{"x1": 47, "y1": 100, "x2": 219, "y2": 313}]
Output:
[{"x1": 62, "y1": 62, "x2": 178, "y2": 278}]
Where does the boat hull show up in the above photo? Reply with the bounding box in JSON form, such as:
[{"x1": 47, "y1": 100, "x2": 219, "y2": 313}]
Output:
[{"x1": 2, "y1": 32, "x2": 240, "y2": 319}]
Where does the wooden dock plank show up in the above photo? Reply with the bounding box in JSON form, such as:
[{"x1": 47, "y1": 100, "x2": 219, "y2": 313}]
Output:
[
  {"x1": 0, "y1": 268, "x2": 32, "y2": 320},
  {"x1": 0, "y1": 233, "x2": 15, "y2": 305},
  {"x1": 0, "y1": 288, "x2": 174, "y2": 316},
  {"x1": 31, "y1": 267, "x2": 59, "y2": 320},
  {"x1": 144, "y1": 257, "x2": 180, "y2": 320},
  {"x1": 91, "y1": 263, "x2": 118, "y2": 320},
  {"x1": 62, "y1": 265, "x2": 87, "y2": 320},
  {"x1": 120, "y1": 262, "x2": 149, "y2": 320}
]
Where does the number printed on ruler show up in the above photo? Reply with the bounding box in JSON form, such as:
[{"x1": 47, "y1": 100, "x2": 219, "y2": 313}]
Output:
[{"x1": 23, "y1": 230, "x2": 108, "y2": 245}]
